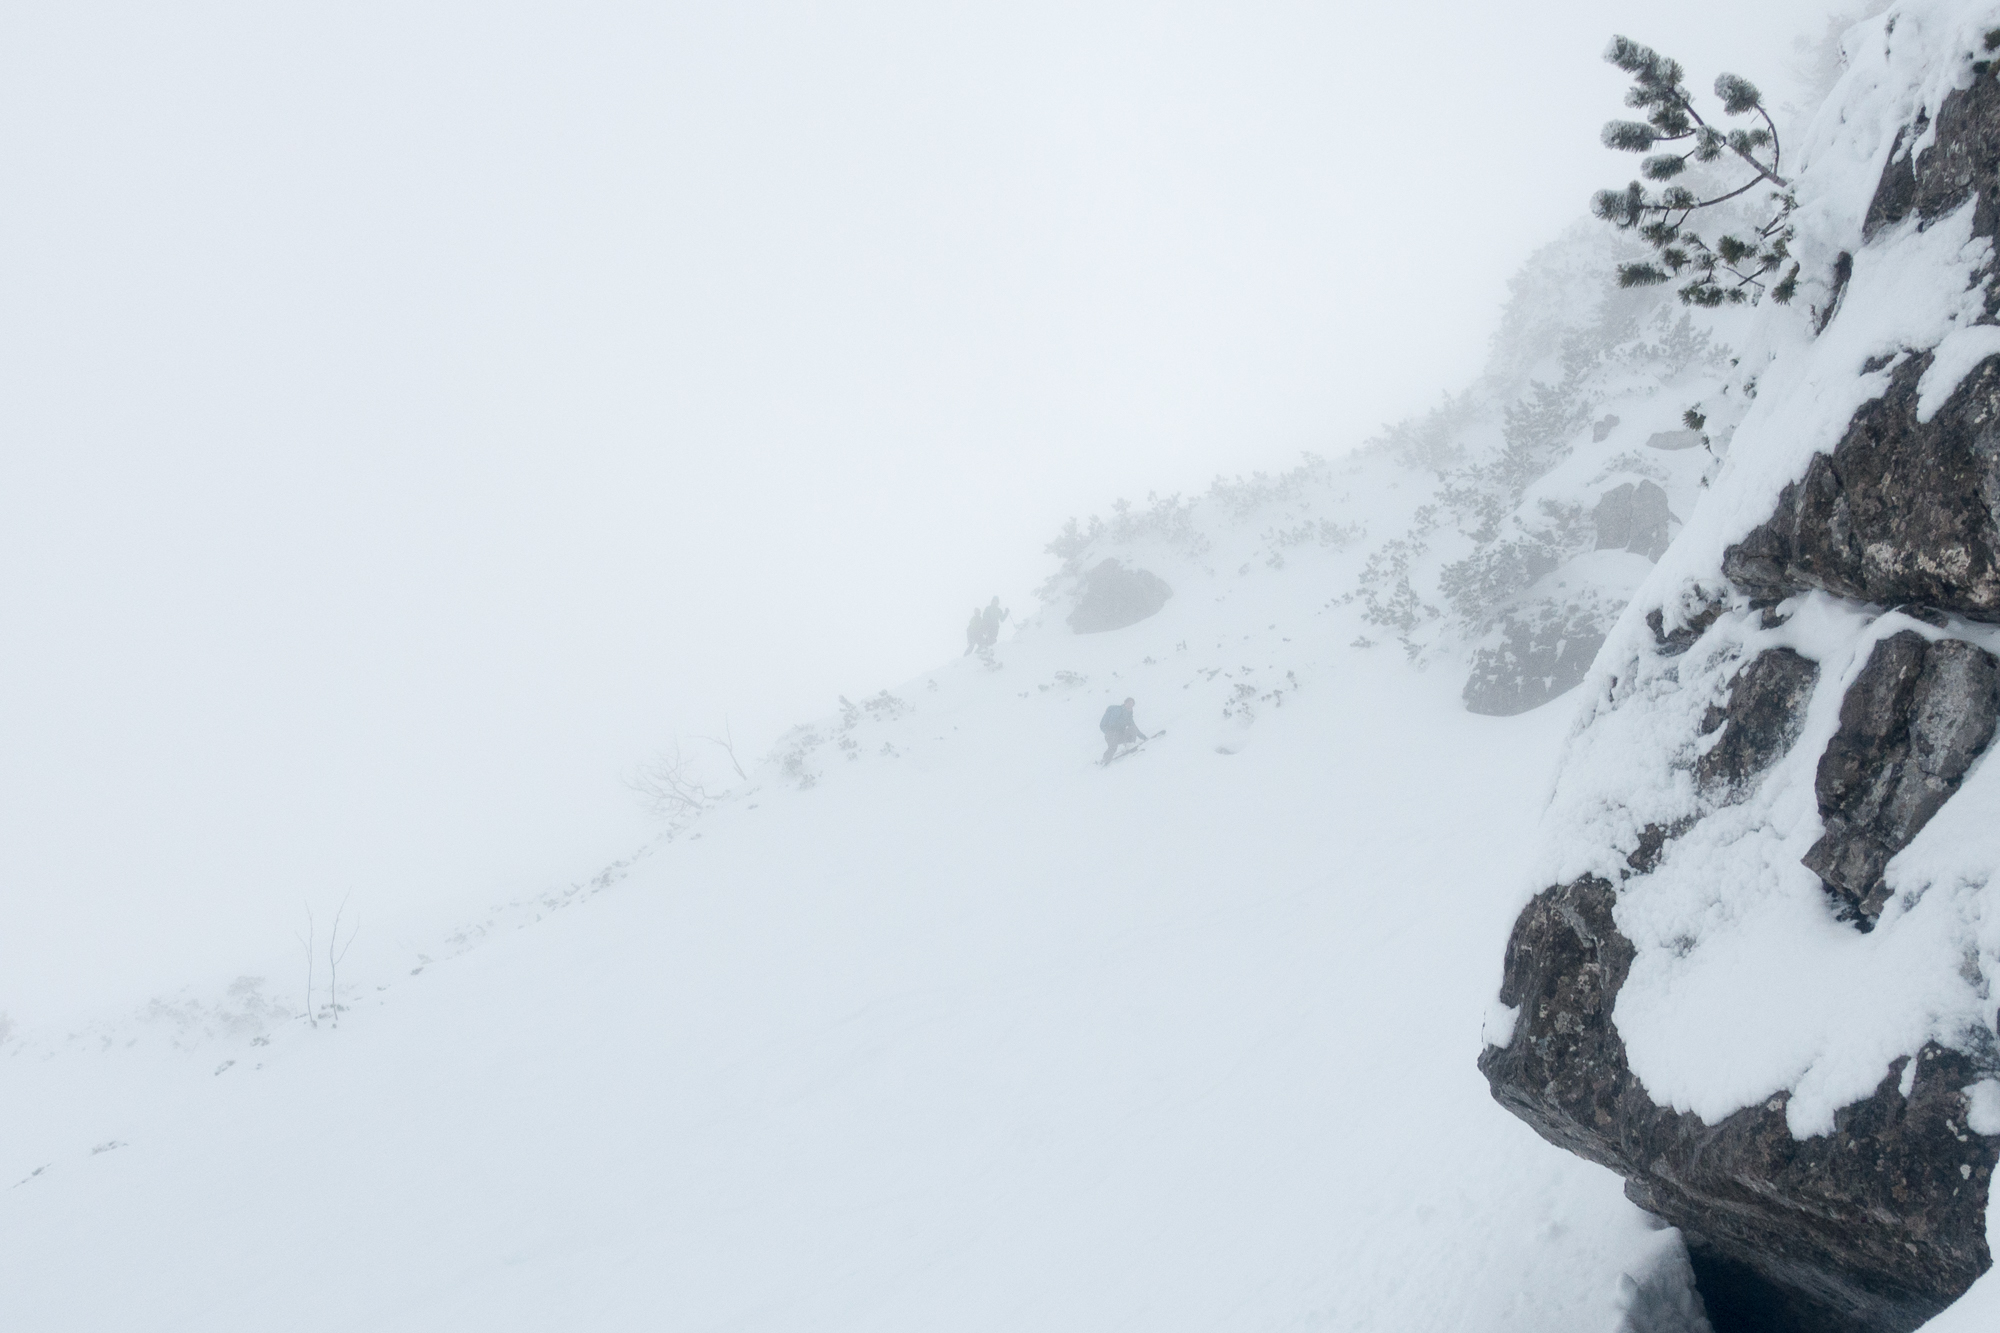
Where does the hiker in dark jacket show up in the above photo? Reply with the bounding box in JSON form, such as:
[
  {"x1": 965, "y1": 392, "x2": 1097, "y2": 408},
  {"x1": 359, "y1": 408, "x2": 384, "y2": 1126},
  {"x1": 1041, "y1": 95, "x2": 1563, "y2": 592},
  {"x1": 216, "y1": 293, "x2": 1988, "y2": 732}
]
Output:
[
  {"x1": 964, "y1": 607, "x2": 983, "y2": 655},
  {"x1": 1100, "y1": 697, "x2": 1146, "y2": 763},
  {"x1": 978, "y1": 596, "x2": 1008, "y2": 648}
]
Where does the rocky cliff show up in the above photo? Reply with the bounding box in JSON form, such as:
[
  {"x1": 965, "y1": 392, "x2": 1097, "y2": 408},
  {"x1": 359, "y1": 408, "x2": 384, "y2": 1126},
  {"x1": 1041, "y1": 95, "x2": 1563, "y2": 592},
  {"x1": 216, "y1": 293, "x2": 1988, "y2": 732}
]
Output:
[{"x1": 1481, "y1": 5, "x2": 2000, "y2": 1330}]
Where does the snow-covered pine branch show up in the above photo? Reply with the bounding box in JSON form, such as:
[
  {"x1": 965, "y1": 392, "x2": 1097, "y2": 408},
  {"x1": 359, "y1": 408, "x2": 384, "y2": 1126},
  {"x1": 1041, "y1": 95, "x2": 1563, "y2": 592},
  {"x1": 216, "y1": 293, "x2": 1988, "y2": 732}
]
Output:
[{"x1": 1590, "y1": 35, "x2": 1799, "y2": 307}]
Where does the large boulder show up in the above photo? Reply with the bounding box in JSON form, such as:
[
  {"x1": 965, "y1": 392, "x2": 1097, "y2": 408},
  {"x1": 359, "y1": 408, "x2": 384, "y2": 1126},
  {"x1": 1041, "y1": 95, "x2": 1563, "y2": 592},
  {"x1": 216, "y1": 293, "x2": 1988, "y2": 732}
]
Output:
[
  {"x1": 1720, "y1": 58, "x2": 2000, "y2": 623},
  {"x1": 1481, "y1": 877, "x2": 1998, "y2": 1333},
  {"x1": 1066, "y1": 559, "x2": 1172, "y2": 634},
  {"x1": 1595, "y1": 480, "x2": 1673, "y2": 562},
  {"x1": 1483, "y1": 53, "x2": 2000, "y2": 1332}
]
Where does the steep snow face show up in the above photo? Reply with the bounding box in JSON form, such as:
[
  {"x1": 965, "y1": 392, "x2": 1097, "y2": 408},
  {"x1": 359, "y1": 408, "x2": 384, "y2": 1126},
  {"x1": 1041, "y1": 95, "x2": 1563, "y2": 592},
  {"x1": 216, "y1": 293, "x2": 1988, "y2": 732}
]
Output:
[
  {"x1": 0, "y1": 37, "x2": 1803, "y2": 1325},
  {"x1": 1485, "y1": 3, "x2": 2000, "y2": 1329},
  {"x1": 0, "y1": 469, "x2": 1719, "y2": 1331}
]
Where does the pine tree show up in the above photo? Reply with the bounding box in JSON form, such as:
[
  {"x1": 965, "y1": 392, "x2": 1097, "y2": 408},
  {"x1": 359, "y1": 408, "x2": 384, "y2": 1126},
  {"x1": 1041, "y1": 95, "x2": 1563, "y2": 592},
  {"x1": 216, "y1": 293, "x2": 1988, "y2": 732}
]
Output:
[
  {"x1": 1591, "y1": 36, "x2": 1798, "y2": 307},
  {"x1": 1496, "y1": 378, "x2": 1592, "y2": 496}
]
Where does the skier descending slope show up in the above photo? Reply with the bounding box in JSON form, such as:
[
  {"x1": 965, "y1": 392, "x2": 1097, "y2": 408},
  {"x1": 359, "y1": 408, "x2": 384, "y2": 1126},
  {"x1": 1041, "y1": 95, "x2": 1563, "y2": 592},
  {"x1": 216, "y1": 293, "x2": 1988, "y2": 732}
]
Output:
[{"x1": 1099, "y1": 697, "x2": 1149, "y2": 764}]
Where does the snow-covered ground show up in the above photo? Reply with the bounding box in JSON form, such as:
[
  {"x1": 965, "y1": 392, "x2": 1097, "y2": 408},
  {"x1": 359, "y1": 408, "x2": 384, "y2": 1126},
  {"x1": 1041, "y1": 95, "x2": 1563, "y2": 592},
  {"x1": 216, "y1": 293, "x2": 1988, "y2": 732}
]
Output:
[
  {"x1": 2, "y1": 484, "x2": 1708, "y2": 1330},
  {"x1": 21, "y1": 9, "x2": 2000, "y2": 1318},
  {"x1": 0, "y1": 155, "x2": 1842, "y2": 1328}
]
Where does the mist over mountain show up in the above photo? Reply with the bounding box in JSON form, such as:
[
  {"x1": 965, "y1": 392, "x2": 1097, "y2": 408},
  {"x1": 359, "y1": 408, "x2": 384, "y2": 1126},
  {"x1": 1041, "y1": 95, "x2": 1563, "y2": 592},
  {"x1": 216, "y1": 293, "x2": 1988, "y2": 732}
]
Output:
[{"x1": 12, "y1": 2, "x2": 2000, "y2": 1331}]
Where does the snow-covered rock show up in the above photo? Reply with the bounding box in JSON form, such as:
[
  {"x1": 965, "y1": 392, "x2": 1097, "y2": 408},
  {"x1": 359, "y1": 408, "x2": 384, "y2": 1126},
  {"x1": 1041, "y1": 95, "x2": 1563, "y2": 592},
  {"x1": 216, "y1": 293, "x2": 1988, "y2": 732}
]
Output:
[
  {"x1": 1803, "y1": 630, "x2": 2000, "y2": 919},
  {"x1": 1064, "y1": 557, "x2": 1174, "y2": 633},
  {"x1": 1482, "y1": 4, "x2": 2000, "y2": 1329}
]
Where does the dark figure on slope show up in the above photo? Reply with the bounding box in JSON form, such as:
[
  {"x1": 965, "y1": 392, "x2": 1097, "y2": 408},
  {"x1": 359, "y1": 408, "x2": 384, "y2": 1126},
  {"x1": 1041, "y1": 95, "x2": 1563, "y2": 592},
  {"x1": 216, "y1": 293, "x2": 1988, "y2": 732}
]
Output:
[
  {"x1": 1100, "y1": 697, "x2": 1147, "y2": 764},
  {"x1": 978, "y1": 596, "x2": 1009, "y2": 648},
  {"x1": 963, "y1": 607, "x2": 983, "y2": 655}
]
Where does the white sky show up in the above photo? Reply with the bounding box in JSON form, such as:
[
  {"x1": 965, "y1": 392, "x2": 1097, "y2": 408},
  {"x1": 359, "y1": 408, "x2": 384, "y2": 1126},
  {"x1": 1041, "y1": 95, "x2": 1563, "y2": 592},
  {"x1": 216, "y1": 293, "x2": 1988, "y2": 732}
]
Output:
[{"x1": 2, "y1": 0, "x2": 1855, "y2": 1026}]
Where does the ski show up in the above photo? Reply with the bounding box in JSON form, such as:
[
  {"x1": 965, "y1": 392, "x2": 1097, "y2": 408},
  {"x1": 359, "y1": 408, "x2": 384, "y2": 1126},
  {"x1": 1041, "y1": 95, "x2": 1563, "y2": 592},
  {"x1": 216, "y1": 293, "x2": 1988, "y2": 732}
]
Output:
[{"x1": 1100, "y1": 730, "x2": 1166, "y2": 766}]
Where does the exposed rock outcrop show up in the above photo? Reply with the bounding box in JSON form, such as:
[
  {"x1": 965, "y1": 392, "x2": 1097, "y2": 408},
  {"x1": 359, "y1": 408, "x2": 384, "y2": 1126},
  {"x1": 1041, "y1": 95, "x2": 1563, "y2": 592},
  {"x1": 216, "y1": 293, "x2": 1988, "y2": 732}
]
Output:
[
  {"x1": 1694, "y1": 648, "x2": 1820, "y2": 794},
  {"x1": 1066, "y1": 559, "x2": 1172, "y2": 633},
  {"x1": 1863, "y1": 48, "x2": 2000, "y2": 249},
  {"x1": 1596, "y1": 481, "x2": 1673, "y2": 562},
  {"x1": 1480, "y1": 879, "x2": 1998, "y2": 1333},
  {"x1": 1721, "y1": 352, "x2": 2000, "y2": 620},
  {"x1": 1645, "y1": 597, "x2": 1726, "y2": 656},
  {"x1": 1805, "y1": 631, "x2": 2000, "y2": 920},
  {"x1": 1484, "y1": 30, "x2": 2000, "y2": 1332},
  {"x1": 1720, "y1": 59, "x2": 2000, "y2": 626}
]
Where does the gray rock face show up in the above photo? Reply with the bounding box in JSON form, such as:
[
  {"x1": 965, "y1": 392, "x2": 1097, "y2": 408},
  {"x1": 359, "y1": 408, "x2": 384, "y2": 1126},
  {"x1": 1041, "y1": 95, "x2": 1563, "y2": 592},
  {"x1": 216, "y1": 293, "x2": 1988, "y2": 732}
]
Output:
[
  {"x1": 1864, "y1": 64, "x2": 2000, "y2": 250},
  {"x1": 1065, "y1": 559, "x2": 1172, "y2": 634},
  {"x1": 1462, "y1": 602, "x2": 1609, "y2": 716},
  {"x1": 1804, "y1": 631, "x2": 2000, "y2": 921},
  {"x1": 1725, "y1": 74, "x2": 2000, "y2": 624},
  {"x1": 1694, "y1": 649, "x2": 1820, "y2": 794},
  {"x1": 1646, "y1": 597, "x2": 1727, "y2": 657},
  {"x1": 1479, "y1": 878, "x2": 1999, "y2": 1333},
  {"x1": 1727, "y1": 64, "x2": 2000, "y2": 929},
  {"x1": 1484, "y1": 65, "x2": 2000, "y2": 1333},
  {"x1": 1646, "y1": 429, "x2": 1705, "y2": 452},
  {"x1": 1721, "y1": 352, "x2": 2000, "y2": 620},
  {"x1": 1595, "y1": 480, "x2": 1673, "y2": 561}
]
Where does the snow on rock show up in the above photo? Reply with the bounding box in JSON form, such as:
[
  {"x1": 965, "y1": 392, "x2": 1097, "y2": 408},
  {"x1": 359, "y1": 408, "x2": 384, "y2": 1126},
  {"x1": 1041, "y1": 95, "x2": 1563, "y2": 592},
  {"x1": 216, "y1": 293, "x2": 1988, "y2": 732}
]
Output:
[
  {"x1": 1064, "y1": 557, "x2": 1174, "y2": 633},
  {"x1": 1482, "y1": 4, "x2": 2000, "y2": 1330}
]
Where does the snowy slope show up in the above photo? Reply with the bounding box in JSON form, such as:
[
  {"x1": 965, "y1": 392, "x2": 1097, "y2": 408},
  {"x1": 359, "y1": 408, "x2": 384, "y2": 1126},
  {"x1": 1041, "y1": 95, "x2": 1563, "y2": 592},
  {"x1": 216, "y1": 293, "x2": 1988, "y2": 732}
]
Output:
[
  {"x1": 1, "y1": 478, "x2": 1718, "y2": 1331},
  {"x1": 19, "y1": 6, "x2": 2000, "y2": 1323},
  {"x1": 0, "y1": 53, "x2": 1828, "y2": 1326}
]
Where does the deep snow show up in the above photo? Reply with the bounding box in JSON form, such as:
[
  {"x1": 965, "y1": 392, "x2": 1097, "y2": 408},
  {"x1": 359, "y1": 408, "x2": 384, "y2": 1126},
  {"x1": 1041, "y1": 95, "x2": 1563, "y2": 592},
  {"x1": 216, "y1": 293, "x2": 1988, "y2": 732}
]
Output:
[
  {"x1": 16, "y1": 8, "x2": 2000, "y2": 1319},
  {"x1": 2, "y1": 481, "x2": 1705, "y2": 1331}
]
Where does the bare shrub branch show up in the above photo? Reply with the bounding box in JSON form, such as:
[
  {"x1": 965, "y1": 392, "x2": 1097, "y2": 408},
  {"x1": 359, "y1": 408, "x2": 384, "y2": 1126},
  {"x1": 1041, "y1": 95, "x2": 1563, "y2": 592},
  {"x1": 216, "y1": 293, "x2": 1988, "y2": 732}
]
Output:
[
  {"x1": 627, "y1": 741, "x2": 713, "y2": 825},
  {"x1": 295, "y1": 905, "x2": 317, "y2": 1029},
  {"x1": 692, "y1": 720, "x2": 749, "y2": 781},
  {"x1": 327, "y1": 896, "x2": 358, "y2": 1029}
]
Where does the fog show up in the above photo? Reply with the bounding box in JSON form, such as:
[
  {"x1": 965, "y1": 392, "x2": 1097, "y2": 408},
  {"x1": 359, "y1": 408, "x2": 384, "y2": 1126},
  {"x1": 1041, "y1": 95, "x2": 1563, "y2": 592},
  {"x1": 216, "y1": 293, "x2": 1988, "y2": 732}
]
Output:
[{"x1": 2, "y1": 0, "x2": 1847, "y2": 1027}]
